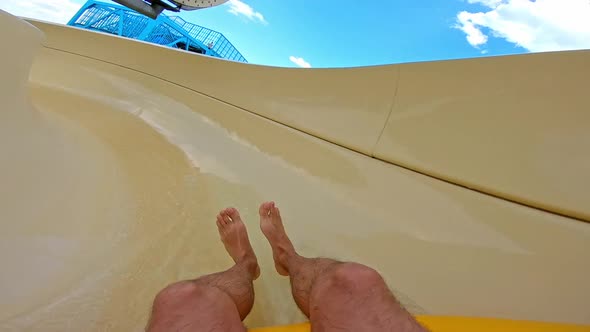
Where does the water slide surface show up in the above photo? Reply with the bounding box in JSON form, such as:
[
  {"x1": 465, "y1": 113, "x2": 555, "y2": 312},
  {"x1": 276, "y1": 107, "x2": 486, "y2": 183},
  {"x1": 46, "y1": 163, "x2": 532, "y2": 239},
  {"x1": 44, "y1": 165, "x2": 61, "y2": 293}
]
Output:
[{"x1": 1, "y1": 11, "x2": 589, "y2": 331}]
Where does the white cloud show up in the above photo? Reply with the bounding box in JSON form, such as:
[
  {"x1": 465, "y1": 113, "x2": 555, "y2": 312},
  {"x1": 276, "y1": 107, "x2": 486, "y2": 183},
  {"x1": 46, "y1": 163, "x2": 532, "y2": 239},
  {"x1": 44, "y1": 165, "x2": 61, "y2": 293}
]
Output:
[
  {"x1": 467, "y1": 0, "x2": 504, "y2": 6},
  {"x1": 0, "y1": 0, "x2": 81, "y2": 24},
  {"x1": 289, "y1": 56, "x2": 311, "y2": 68},
  {"x1": 457, "y1": 12, "x2": 488, "y2": 47},
  {"x1": 457, "y1": 0, "x2": 590, "y2": 52},
  {"x1": 227, "y1": 0, "x2": 267, "y2": 24}
]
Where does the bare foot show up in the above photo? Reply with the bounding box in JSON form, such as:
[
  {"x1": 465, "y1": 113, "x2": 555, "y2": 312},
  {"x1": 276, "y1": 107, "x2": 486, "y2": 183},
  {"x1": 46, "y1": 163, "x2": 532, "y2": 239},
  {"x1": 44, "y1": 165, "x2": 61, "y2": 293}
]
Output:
[
  {"x1": 216, "y1": 207, "x2": 260, "y2": 280},
  {"x1": 259, "y1": 202, "x2": 296, "y2": 276}
]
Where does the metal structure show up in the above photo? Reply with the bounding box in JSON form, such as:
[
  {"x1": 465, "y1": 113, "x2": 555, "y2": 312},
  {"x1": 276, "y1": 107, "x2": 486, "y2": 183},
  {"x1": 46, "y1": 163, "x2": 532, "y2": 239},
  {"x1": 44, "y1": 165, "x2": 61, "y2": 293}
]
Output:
[
  {"x1": 110, "y1": 0, "x2": 229, "y2": 19},
  {"x1": 68, "y1": 0, "x2": 247, "y2": 62}
]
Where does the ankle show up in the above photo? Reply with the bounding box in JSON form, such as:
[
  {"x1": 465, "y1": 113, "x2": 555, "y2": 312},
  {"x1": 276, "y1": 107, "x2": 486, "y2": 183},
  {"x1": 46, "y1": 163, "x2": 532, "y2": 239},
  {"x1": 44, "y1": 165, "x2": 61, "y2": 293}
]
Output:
[
  {"x1": 279, "y1": 250, "x2": 299, "y2": 271},
  {"x1": 240, "y1": 253, "x2": 257, "y2": 265},
  {"x1": 236, "y1": 256, "x2": 257, "y2": 273}
]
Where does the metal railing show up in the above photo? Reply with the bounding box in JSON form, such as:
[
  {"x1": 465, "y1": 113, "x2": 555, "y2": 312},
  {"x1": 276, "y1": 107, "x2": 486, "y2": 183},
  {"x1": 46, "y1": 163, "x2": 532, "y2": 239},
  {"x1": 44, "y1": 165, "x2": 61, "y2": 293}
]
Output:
[{"x1": 68, "y1": 0, "x2": 247, "y2": 62}]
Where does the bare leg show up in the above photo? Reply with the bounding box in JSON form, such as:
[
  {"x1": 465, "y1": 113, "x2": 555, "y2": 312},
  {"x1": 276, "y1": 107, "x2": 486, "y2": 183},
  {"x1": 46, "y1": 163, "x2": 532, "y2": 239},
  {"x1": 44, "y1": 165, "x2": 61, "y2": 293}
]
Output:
[
  {"x1": 259, "y1": 202, "x2": 427, "y2": 332},
  {"x1": 147, "y1": 208, "x2": 260, "y2": 332}
]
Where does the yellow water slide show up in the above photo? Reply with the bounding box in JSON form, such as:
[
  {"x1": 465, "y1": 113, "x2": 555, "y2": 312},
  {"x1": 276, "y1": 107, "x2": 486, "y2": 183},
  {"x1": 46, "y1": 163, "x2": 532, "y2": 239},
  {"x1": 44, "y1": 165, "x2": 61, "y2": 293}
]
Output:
[{"x1": 1, "y1": 11, "x2": 589, "y2": 331}]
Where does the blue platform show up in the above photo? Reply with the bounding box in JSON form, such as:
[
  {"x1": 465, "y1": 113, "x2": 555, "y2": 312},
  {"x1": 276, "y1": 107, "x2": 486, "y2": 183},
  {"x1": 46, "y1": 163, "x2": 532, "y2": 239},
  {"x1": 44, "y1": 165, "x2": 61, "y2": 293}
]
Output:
[{"x1": 68, "y1": 0, "x2": 247, "y2": 63}]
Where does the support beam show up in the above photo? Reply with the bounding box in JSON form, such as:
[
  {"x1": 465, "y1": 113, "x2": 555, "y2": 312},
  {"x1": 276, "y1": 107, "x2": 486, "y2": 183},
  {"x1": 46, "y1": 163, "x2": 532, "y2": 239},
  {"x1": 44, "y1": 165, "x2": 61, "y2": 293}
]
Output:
[{"x1": 111, "y1": 0, "x2": 164, "y2": 19}]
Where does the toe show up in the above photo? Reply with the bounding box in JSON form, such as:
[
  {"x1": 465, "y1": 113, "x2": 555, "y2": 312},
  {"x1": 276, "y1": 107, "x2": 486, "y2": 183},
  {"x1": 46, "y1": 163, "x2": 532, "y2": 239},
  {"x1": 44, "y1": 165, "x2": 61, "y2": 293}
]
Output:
[
  {"x1": 219, "y1": 212, "x2": 230, "y2": 225},
  {"x1": 226, "y1": 207, "x2": 241, "y2": 222},
  {"x1": 223, "y1": 208, "x2": 235, "y2": 221},
  {"x1": 258, "y1": 203, "x2": 267, "y2": 216},
  {"x1": 259, "y1": 201, "x2": 274, "y2": 216}
]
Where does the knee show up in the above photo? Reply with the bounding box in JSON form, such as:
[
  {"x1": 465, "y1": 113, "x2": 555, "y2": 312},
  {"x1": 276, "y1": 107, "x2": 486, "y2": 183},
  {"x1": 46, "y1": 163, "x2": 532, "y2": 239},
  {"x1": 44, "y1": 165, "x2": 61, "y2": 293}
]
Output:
[
  {"x1": 152, "y1": 281, "x2": 215, "y2": 311},
  {"x1": 319, "y1": 263, "x2": 385, "y2": 294}
]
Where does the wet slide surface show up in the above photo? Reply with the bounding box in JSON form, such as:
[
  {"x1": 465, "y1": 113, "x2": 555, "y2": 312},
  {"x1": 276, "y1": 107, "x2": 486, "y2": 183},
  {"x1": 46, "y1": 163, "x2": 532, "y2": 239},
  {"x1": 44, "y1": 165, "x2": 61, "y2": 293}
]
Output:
[{"x1": 1, "y1": 12, "x2": 589, "y2": 331}]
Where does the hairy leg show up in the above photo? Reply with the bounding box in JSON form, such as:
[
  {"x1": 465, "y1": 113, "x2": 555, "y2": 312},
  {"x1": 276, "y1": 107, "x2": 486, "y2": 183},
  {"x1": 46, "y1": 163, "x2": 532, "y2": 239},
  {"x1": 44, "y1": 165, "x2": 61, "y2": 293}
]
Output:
[
  {"x1": 147, "y1": 208, "x2": 259, "y2": 332},
  {"x1": 259, "y1": 202, "x2": 427, "y2": 332}
]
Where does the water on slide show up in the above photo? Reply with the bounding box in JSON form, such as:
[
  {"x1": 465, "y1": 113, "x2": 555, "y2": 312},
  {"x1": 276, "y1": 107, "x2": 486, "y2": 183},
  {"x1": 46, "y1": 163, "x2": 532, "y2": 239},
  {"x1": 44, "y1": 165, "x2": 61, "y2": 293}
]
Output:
[{"x1": 1, "y1": 12, "x2": 589, "y2": 331}]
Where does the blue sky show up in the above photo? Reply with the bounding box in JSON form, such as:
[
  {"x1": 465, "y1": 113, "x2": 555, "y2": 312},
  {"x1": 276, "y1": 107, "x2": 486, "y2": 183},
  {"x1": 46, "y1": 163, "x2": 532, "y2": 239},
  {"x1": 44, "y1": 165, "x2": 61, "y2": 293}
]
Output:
[
  {"x1": 1, "y1": 0, "x2": 589, "y2": 68},
  {"x1": 187, "y1": 0, "x2": 525, "y2": 67}
]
